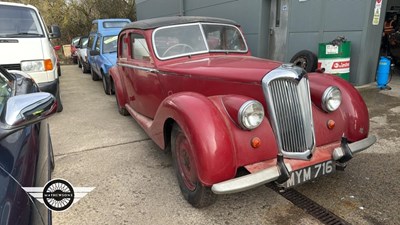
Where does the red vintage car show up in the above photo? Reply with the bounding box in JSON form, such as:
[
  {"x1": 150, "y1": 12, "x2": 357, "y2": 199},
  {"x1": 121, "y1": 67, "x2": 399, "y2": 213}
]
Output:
[{"x1": 110, "y1": 16, "x2": 376, "y2": 208}]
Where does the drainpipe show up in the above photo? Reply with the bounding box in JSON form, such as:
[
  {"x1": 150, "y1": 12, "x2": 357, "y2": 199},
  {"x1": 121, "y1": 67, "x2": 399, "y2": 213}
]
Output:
[{"x1": 179, "y1": 0, "x2": 185, "y2": 16}]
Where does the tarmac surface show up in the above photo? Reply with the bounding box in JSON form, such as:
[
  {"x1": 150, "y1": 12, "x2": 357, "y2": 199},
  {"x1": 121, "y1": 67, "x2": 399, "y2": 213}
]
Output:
[{"x1": 50, "y1": 65, "x2": 400, "y2": 225}]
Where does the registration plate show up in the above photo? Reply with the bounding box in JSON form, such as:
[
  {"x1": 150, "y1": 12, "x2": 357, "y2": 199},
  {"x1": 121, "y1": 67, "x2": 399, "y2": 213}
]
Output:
[{"x1": 282, "y1": 160, "x2": 335, "y2": 188}]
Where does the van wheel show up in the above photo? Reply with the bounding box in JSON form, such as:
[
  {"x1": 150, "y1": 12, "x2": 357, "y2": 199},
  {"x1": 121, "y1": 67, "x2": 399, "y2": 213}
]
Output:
[
  {"x1": 102, "y1": 71, "x2": 112, "y2": 95},
  {"x1": 290, "y1": 50, "x2": 318, "y2": 72},
  {"x1": 56, "y1": 86, "x2": 63, "y2": 112},
  {"x1": 171, "y1": 124, "x2": 216, "y2": 208},
  {"x1": 91, "y1": 68, "x2": 99, "y2": 81}
]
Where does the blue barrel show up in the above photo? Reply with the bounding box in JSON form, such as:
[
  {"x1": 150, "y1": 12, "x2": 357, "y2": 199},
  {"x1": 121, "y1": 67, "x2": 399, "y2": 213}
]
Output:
[{"x1": 376, "y1": 56, "x2": 391, "y2": 89}]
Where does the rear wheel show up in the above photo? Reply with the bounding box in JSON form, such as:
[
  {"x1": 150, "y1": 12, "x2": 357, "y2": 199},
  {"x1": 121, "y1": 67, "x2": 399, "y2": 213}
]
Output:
[{"x1": 171, "y1": 124, "x2": 216, "y2": 208}]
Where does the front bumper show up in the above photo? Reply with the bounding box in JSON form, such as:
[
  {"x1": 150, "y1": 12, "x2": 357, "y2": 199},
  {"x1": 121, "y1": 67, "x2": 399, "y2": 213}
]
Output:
[{"x1": 211, "y1": 135, "x2": 376, "y2": 194}]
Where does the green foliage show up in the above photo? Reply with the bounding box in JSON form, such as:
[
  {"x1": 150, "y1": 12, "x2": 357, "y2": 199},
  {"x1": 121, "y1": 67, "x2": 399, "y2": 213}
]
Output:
[{"x1": 2, "y1": 0, "x2": 136, "y2": 44}]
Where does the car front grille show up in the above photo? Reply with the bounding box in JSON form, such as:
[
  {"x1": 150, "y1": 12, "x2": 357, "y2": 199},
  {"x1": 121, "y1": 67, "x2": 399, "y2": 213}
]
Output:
[
  {"x1": 262, "y1": 65, "x2": 315, "y2": 160},
  {"x1": 0, "y1": 64, "x2": 21, "y2": 71}
]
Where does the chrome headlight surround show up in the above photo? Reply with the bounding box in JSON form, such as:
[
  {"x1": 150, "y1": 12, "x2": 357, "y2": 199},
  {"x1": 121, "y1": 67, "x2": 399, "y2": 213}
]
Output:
[
  {"x1": 322, "y1": 86, "x2": 342, "y2": 112},
  {"x1": 238, "y1": 100, "x2": 264, "y2": 130}
]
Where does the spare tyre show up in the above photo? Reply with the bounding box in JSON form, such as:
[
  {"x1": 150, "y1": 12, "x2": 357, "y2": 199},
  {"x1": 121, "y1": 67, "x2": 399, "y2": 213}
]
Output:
[{"x1": 290, "y1": 50, "x2": 318, "y2": 72}]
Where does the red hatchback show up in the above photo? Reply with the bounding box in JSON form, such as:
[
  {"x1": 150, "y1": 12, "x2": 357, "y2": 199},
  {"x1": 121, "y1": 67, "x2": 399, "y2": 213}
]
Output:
[{"x1": 110, "y1": 16, "x2": 376, "y2": 208}]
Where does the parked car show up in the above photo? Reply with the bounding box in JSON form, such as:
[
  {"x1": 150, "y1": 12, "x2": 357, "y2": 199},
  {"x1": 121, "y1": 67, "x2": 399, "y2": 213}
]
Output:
[
  {"x1": 87, "y1": 18, "x2": 131, "y2": 95},
  {"x1": 0, "y1": 2, "x2": 63, "y2": 112},
  {"x1": 71, "y1": 36, "x2": 80, "y2": 64},
  {"x1": 110, "y1": 16, "x2": 376, "y2": 208},
  {"x1": 0, "y1": 66, "x2": 57, "y2": 225},
  {"x1": 76, "y1": 36, "x2": 90, "y2": 73}
]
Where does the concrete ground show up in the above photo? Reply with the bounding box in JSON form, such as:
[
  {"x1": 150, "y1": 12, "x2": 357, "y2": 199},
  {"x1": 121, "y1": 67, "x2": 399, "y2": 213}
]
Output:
[{"x1": 50, "y1": 65, "x2": 399, "y2": 225}]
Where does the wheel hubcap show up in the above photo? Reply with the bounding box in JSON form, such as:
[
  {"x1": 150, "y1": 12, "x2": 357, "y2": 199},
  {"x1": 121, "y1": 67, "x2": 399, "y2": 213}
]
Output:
[{"x1": 176, "y1": 132, "x2": 196, "y2": 191}]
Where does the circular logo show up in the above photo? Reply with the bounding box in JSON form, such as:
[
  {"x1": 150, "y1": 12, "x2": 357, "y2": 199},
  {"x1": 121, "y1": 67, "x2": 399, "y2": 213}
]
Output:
[{"x1": 42, "y1": 179, "x2": 75, "y2": 211}]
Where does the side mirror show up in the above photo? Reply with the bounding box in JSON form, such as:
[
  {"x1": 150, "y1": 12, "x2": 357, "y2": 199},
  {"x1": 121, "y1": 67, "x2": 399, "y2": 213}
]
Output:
[
  {"x1": 90, "y1": 49, "x2": 100, "y2": 56},
  {"x1": 49, "y1": 25, "x2": 61, "y2": 39},
  {"x1": 0, "y1": 92, "x2": 57, "y2": 140}
]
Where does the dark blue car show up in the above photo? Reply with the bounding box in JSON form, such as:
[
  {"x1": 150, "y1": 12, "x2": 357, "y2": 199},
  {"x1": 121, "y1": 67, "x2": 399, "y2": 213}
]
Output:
[
  {"x1": 87, "y1": 18, "x2": 131, "y2": 95},
  {"x1": 0, "y1": 66, "x2": 57, "y2": 225}
]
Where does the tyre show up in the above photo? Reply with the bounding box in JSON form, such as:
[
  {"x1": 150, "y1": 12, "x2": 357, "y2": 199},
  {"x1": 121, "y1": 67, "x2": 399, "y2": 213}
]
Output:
[
  {"x1": 114, "y1": 82, "x2": 129, "y2": 116},
  {"x1": 82, "y1": 62, "x2": 89, "y2": 73},
  {"x1": 171, "y1": 124, "x2": 216, "y2": 208},
  {"x1": 56, "y1": 84, "x2": 63, "y2": 112},
  {"x1": 91, "y1": 68, "x2": 99, "y2": 81},
  {"x1": 102, "y1": 71, "x2": 112, "y2": 95},
  {"x1": 290, "y1": 50, "x2": 318, "y2": 72},
  {"x1": 78, "y1": 58, "x2": 82, "y2": 68}
]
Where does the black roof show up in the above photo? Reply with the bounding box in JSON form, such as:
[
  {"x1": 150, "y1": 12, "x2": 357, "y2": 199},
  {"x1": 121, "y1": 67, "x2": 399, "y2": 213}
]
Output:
[{"x1": 122, "y1": 16, "x2": 240, "y2": 31}]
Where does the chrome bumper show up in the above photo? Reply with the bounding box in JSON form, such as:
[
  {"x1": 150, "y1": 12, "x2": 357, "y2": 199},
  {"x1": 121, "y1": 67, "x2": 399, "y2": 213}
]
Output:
[
  {"x1": 333, "y1": 135, "x2": 376, "y2": 160},
  {"x1": 211, "y1": 136, "x2": 376, "y2": 195},
  {"x1": 211, "y1": 164, "x2": 293, "y2": 194}
]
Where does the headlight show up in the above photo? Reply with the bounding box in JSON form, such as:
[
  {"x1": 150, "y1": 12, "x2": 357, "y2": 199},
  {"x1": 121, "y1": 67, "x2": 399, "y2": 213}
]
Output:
[
  {"x1": 238, "y1": 100, "x2": 264, "y2": 130},
  {"x1": 21, "y1": 59, "x2": 53, "y2": 72},
  {"x1": 21, "y1": 60, "x2": 45, "y2": 72},
  {"x1": 322, "y1": 86, "x2": 342, "y2": 112}
]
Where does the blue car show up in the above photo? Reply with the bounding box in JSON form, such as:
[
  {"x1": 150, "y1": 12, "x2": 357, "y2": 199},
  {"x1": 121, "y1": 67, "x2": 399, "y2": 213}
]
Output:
[
  {"x1": 0, "y1": 66, "x2": 57, "y2": 225},
  {"x1": 87, "y1": 18, "x2": 131, "y2": 95}
]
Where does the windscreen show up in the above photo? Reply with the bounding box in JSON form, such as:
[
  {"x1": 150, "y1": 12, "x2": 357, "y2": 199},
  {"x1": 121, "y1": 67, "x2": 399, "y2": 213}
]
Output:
[{"x1": 0, "y1": 5, "x2": 44, "y2": 37}]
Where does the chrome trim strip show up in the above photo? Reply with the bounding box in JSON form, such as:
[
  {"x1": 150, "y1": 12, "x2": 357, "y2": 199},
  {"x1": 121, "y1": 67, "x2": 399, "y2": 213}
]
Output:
[
  {"x1": 117, "y1": 63, "x2": 158, "y2": 73},
  {"x1": 333, "y1": 135, "x2": 377, "y2": 160},
  {"x1": 211, "y1": 164, "x2": 293, "y2": 194}
]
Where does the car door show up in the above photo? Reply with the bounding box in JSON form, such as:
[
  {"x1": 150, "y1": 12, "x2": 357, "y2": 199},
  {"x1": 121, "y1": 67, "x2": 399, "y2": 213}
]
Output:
[
  {"x1": 125, "y1": 32, "x2": 164, "y2": 118},
  {"x1": 92, "y1": 35, "x2": 102, "y2": 76}
]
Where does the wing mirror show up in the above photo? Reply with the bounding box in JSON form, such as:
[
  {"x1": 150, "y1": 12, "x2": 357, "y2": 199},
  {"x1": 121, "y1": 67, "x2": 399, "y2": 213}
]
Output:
[
  {"x1": 49, "y1": 25, "x2": 61, "y2": 39},
  {"x1": 0, "y1": 92, "x2": 57, "y2": 140},
  {"x1": 90, "y1": 49, "x2": 100, "y2": 56}
]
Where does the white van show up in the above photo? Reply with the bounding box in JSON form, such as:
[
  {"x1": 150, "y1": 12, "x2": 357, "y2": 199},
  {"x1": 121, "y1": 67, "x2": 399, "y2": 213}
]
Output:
[{"x1": 0, "y1": 2, "x2": 63, "y2": 112}]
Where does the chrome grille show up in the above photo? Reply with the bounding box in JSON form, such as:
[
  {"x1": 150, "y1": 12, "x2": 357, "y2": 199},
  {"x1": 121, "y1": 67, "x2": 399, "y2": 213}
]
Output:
[{"x1": 262, "y1": 65, "x2": 315, "y2": 160}]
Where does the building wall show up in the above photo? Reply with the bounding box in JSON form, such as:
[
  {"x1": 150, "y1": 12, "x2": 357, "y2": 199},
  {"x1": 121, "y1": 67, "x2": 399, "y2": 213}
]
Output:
[
  {"x1": 136, "y1": 0, "x2": 387, "y2": 85},
  {"x1": 136, "y1": 0, "x2": 269, "y2": 57}
]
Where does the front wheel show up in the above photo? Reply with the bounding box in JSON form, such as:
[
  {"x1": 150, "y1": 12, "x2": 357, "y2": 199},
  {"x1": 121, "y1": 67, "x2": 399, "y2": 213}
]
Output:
[
  {"x1": 56, "y1": 84, "x2": 63, "y2": 112},
  {"x1": 171, "y1": 124, "x2": 216, "y2": 208},
  {"x1": 91, "y1": 68, "x2": 99, "y2": 81},
  {"x1": 114, "y1": 82, "x2": 129, "y2": 116}
]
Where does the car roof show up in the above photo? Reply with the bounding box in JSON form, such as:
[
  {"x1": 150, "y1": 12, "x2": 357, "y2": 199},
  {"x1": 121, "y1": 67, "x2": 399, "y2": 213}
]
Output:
[{"x1": 122, "y1": 16, "x2": 240, "y2": 31}]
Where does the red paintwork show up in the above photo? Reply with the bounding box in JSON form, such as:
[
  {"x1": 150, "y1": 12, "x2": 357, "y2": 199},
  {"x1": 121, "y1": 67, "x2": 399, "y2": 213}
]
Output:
[{"x1": 110, "y1": 23, "x2": 371, "y2": 187}]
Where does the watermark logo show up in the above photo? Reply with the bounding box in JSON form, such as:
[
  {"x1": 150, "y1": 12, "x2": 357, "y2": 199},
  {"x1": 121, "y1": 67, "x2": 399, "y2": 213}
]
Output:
[{"x1": 23, "y1": 178, "x2": 95, "y2": 212}]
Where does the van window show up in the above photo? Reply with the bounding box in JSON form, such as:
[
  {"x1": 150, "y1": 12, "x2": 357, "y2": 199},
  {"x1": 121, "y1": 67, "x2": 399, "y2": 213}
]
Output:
[
  {"x1": 0, "y1": 5, "x2": 44, "y2": 37},
  {"x1": 95, "y1": 37, "x2": 101, "y2": 52},
  {"x1": 103, "y1": 35, "x2": 118, "y2": 54},
  {"x1": 131, "y1": 34, "x2": 150, "y2": 61},
  {"x1": 103, "y1": 21, "x2": 129, "y2": 28},
  {"x1": 88, "y1": 35, "x2": 96, "y2": 49}
]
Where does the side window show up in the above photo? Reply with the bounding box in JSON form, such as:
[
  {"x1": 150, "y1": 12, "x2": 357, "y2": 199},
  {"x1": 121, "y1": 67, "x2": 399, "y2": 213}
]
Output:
[
  {"x1": 95, "y1": 36, "x2": 101, "y2": 52},
  {"x1": 131, "y1": 33, "x2": 150, "y2": 61},
  {"x1": 88, "y1": 35, "x2": 95, "y2": 49},
  {"x1": 119, "y1": 33, "x2": 129, "y2": 59}
]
